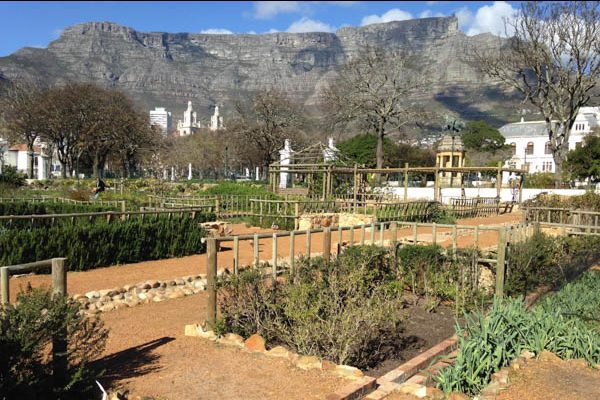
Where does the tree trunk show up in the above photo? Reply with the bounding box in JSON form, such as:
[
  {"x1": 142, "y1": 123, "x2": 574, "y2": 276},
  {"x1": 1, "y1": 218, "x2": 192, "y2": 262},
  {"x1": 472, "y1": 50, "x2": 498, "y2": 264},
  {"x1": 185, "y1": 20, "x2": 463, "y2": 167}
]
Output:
[
  {"x1": 92, "y1": 152, "x2": 99, "y2": 178},
  {"x1": 60, "y1": 161, "x2": 67, "y2": 179},
  {"x1": 553, "y1": 147, "x2": 568, "y2": 188},
  {"x1": 375, "y1": 124, "x2": 385, "y2": 185},
  {"x1": 27, "y1": 147, "x2": 34, "y2": 179}
]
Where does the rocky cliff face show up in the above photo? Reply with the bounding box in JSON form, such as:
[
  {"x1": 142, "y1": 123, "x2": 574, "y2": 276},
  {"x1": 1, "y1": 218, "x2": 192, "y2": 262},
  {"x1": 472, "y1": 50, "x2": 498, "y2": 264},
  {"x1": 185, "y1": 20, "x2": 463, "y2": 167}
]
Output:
[{"x1": 0, "y1": 17, "x2": 514, "y2": 124}]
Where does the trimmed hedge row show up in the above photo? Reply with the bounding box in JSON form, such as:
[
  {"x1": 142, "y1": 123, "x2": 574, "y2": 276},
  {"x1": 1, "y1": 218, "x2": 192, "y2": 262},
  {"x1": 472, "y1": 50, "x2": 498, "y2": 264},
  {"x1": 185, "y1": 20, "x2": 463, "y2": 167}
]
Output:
[
  {"x1": 0, "y1": 216, "x2": 209, "y2": 271},
  {"x1": 0, "y1": 201, "x2": 117, "y2": 215}
]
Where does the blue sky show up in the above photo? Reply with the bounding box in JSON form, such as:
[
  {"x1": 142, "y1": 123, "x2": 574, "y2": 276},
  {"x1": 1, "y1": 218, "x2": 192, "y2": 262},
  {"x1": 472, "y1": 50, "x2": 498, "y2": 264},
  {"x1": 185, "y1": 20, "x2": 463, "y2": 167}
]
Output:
[{"x1": 0, "y1": 1, "x2": 521, "y2": 56}]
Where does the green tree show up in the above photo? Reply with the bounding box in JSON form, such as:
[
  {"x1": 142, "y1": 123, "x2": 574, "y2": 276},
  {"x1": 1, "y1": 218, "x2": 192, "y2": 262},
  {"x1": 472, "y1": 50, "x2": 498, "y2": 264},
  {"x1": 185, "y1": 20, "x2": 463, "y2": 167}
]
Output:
[
  {"x1": 462, "y1": 120, "x2": 505, "y2": 152},
  {"x1": 566, "y1": 132, "x2": 600, "y2": 182},
  {"x1": 337, "y1": 134, "x2": 400, "y2": 168}
]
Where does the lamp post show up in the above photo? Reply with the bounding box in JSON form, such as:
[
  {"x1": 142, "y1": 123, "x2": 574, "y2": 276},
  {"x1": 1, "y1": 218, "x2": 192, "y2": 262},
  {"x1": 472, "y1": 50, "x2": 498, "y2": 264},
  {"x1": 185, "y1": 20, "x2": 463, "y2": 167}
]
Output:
[{"x1": 450, "y1": 135, "x2": 455, "y2": 188}]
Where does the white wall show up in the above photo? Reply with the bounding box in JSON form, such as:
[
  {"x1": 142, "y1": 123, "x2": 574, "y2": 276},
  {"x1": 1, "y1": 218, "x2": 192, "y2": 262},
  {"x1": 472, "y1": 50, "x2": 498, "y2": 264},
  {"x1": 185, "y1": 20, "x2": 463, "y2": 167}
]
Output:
[{"x1": 382, "y1": 186, "x2": 595, "y2": 204}]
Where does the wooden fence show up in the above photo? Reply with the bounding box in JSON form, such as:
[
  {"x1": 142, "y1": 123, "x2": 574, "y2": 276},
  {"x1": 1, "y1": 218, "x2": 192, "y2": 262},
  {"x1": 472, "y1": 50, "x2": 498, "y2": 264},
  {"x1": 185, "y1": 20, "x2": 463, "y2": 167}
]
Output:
[
  {"x1": 449, "y1": 197, "x2": 500, "y2": 218},
  {"x1": 1, "y1": 258, "x2": 68, "y2": 387},
  {"x1": 200, "y1": 220, "x2": 536, "y2": 326},
  {"x1": 0, "y1": 196, "x2": 126, "y2": 211},
  {"x1": 0, "y1": 207, "x2": 213, "y2": 228},
  {"x1": 522, "y1": 207, "x2": 600, "y2": 235}
]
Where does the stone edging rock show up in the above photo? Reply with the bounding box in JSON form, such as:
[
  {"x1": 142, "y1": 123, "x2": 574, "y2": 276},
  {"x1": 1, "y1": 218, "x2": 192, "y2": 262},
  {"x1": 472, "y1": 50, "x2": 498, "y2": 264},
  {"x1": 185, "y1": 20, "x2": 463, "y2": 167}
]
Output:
[
  {"x1": 184, "y1": 325, "x2": 366, "y2": 381},
  {"x1": 74, "y1": 275, "x2": 207, "y2": 316}
]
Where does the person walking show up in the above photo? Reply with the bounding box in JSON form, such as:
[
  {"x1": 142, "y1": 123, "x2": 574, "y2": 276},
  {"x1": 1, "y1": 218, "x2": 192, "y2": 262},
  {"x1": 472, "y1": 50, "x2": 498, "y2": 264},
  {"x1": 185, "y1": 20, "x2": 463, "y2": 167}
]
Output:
[{"x1": 93, "y1": 177, "x2": 106, "y2": 200}]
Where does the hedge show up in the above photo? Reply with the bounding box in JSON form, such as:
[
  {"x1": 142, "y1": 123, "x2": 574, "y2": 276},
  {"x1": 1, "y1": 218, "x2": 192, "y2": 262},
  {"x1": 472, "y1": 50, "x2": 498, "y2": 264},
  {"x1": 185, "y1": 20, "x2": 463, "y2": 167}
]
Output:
[
  {"x1": 0, "y1": 215, "x2": 211, "y2": 271},
  {"x1": 0, "y1": 201, "x2": 117, "y2": 216}
]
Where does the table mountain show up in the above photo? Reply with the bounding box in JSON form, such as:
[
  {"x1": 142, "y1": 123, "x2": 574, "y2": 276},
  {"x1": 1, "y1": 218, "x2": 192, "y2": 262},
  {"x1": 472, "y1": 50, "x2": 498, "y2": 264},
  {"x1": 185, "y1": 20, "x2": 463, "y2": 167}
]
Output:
[{"x1": 0, "y1": 16, "x2": 517, "y2": 125}]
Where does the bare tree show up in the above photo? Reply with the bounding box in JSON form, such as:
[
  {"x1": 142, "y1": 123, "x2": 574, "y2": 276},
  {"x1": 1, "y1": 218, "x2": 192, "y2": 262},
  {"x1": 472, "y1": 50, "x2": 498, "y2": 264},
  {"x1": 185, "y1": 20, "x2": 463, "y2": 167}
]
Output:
[
  {"x1": 473, "y1": 1, "x2": 600, "y2": 186},
  {"x1": 322, "y1": 47, "x2": 429, "y2": 175},
  {"x1": 229, "y1": 89, "x2": 305, "y2": 177},
  {"x1": 0, "y1": 80, "x2": 45, "y2": 178}
]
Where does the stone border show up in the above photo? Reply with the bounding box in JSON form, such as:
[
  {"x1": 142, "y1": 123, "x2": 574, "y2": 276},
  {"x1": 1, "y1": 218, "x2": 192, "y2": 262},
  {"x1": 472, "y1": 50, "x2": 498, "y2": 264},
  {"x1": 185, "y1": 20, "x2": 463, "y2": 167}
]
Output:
[
  {"x1": 184, "y1": 327, "x2": 368, "y2": 383},
  {"x1": 74, "y1": 275, "x2": 207, "y2": 316}
]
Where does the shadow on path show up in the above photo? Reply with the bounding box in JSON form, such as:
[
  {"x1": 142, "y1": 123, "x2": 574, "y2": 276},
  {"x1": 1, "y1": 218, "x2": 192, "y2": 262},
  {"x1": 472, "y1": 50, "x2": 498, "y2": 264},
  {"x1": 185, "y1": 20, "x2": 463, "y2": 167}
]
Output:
[{"x1": 91, "y1": 336, "x2": 175, "y2": 388}]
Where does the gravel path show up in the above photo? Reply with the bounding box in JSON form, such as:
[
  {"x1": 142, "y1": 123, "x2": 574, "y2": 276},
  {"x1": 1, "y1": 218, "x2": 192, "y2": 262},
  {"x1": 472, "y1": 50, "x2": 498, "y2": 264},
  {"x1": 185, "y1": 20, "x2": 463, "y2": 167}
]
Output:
[{"x1": 95, "y1": 292, "x2": 347, "y2": 399}]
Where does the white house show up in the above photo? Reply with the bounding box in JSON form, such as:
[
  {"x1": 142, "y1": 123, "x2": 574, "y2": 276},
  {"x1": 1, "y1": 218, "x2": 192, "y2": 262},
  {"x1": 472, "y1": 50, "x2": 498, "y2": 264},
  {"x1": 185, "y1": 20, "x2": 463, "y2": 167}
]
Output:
[
  {"x1": 209, "y1": 105, "x2": 224, "y2": 131},
  {"x1": 499, "y1": 107, "x2": 600, "y2": 178}
]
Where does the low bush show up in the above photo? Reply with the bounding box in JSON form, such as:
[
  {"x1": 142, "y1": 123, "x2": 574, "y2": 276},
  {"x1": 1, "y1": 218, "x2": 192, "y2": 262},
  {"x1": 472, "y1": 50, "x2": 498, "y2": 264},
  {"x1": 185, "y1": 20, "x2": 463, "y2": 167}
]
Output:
[
  {"x1": 0, "y1": 200, "x2": 117, "y2": 216},
  {"x1": 218, "y1": 246, "x2": 406, "y2": 369},
  {"x1": 505, "y1": 232, "x2": 600, "y2": 296},
  {"x1": 523, "y1": 192, "x2": 600, "y2": 211},
  {"x1": 218, "y1": 245, "x2": 489, "y2": 368},
  {"x1": 523, "y1": 172, "x2": 556, "y2": 189},
  {"x1": 0, "y1": 287, "x2": 108, "y2": 398},
  {"x1": 0, "y1": 165, "x2": 26, "y2": 187},
  {"x1": 202, "y1": 182, "x2": 278, "y2": 198},
  {"x1": 435, "y1": 271, "x2": 600, "y2": 396},
  {"x1": 0, "y1": 214, "x2": 211, "y2": 271}
]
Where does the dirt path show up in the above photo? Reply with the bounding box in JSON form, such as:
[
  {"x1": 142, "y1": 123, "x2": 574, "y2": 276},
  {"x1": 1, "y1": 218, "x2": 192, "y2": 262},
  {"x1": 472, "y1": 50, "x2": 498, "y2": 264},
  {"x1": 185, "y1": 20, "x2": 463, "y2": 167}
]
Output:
[
  {"x1": 495, "y1": 352, "x2": 600, "y2": 400},
  {"x1": 94, "y1": 293, "x2": 347, "y2": 399},
  {"x1": 8, "y1": 213, "x2": 522, "y2": 301}
]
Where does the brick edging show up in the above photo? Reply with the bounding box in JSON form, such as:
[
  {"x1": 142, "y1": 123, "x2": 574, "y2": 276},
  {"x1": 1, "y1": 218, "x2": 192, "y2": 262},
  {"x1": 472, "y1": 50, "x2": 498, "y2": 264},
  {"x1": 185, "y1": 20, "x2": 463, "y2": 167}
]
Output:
[{"x1": 325, "y1": 376, "x2": 377, "y2": 400}]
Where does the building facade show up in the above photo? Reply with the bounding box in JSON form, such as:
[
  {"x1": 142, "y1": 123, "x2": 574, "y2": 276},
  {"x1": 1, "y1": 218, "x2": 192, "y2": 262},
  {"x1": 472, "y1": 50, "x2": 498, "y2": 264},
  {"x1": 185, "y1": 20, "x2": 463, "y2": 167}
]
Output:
[
  {"x1": 209, "y1": 105, "x2": 224, "y2": 131},
  {"x1": 500, "y1": 107, "x2": 600, "y2": 174},
  {"x1": 176, "y1": 101, "x2": 202, "y2": 136},
  {"x1": 149, "y1": 107, "x2": 172, "y2": 135}
]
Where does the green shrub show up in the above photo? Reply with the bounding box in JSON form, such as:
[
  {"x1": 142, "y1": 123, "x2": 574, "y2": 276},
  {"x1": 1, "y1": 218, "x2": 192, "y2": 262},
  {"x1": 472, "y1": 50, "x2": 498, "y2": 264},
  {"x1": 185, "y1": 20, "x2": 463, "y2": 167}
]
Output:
[
  {"x1": 0, "y1": 214, "x2": 211, "y2": 271},
  {"x1": 202, "y1": 182, "x2": 278, "y2": 198},
  {"x1": 0, "y1": 287, "x2": 108, "y2": 398},
  {"x1": 0, "y1": 165, "x2": 26, "y2": 187},
  {"x1": 523, "y1": 192, "x2": 600, "y2": 211},
  {"x1": 435, "y1": 283, "x2": 600, "y2": 395},
  {"x1": 0, "y1": 201, "x2": 116, "y2": 216},
  {"x1": 523, "y1": 172, "x2": 556, "y2": 189},
  {"x1": 505, "y1": 232, "x2": 600, "y2": 296},
  {"x1": 217, "y1": 246, "x2": 406, "y2": 368}
]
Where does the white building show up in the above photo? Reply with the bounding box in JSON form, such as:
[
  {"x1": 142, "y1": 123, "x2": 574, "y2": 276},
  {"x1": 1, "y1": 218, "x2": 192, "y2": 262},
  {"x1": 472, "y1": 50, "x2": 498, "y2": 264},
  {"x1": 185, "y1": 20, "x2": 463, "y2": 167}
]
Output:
[
  {"x1": 500, "y1": 107, "x2": 600, "y2": 175},
  {"x1": 210, "y1": 105, "x2": 224, "y2": 131},
  {"x1": 176, "y1": 101, "x2": 202, "y2": 136},
  {"x1": 322, "y1": 137, "x2": 339, "y2": 162},
  {"x1": 149, "y1": 107, "x2": 172, "y2": 135}
]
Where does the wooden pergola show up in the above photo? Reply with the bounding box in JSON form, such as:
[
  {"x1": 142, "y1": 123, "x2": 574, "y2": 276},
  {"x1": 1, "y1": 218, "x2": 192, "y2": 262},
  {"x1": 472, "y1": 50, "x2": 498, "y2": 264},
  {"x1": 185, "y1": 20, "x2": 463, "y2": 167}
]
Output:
[{"x1": 269, "y1": 161, "x2": 528, "y2": 203}]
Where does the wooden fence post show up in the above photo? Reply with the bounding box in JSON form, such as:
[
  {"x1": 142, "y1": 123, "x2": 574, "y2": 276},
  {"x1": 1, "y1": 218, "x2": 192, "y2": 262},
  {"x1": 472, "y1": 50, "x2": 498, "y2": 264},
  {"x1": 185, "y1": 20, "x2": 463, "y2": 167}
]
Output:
[
  {"x1": 452, "y1": 225, "x2": 457, "y2": 258},
  {"x1": 253, "y1": 234, "x2": 259, "y2": 267},
  {"x1": 272, "y1": 233, "x2": 278, "y2": 281},
  {"x1": 121, "y1": 200, "x2": 126, "y2": 212},
  {"x1": 323, "y1": 227, "x2": 331, "y2": 262},
  {"x1": 496, "y1": 161, "x2": 502, "y2": 201},
  {"x1": 391, "y1": 222, "x2": 398, "y2": 248},
  {"x1": 51, "y1": 257, "x2": 68, "y2": 391},
  {"x1": 370, "y1": 222, "x2": 376, "y2": 244},
  {"x1": 306, "y1": 230, "x2": 312, "y2": 260},
  {"x1": 360, "y1": 224, "x2": 365, "y2": 245},
  {"x1": 51, "y1": 258, "x2": 67, "y2": 297},
  {"x1": 290, "y1": 231, "x2": 295, "y2": 275},
  {"x1": 432, "y1": 223, "x2": 437, "y2": 246},
  {"x1": 1, "y1": 267, "x2": 8, "y2": 305},
  {"x1": 206, "y1": 239, "x2": 217, "y2": 328},
  {"x1": 233, "y1": 237, "x2": 239, "y2": 275},
  {"x1": 495, "y1": 227, "x2": 507, "y2": 298}
]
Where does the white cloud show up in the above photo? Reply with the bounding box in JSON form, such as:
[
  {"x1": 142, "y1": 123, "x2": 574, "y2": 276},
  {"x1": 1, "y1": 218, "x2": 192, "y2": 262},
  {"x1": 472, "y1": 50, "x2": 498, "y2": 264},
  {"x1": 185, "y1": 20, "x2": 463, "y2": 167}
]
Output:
[
  {"x1": 287, "y1": 17, "x2": 335, "y2": 33},
  {"x1": 253, "y1": 1, "x2": 301, "y2": 19},
  {"x1": 200, "y1": 28, "x2": 234, "y2": 34},
  {"x1": 419, "y1": 10, "x2": 445, "y2": 19},
  {"x1": 426, "y1": 1, "x2": 439, "y2": 5},
  {"x1": 266, "y1": 28, "x2": 281, "y2": 34},
  {"x1": 361, "y1": 9, "x2": 413, "y2": 26},
  {"x1": 246, "y1": 30, "x2": 257, "y2": 34},
  {"x1": 465, "y1": 1, "x2": 517, "y2": 37},
  {"x1": 454, "y1": 7, "x2": 474, "y2": 31}
]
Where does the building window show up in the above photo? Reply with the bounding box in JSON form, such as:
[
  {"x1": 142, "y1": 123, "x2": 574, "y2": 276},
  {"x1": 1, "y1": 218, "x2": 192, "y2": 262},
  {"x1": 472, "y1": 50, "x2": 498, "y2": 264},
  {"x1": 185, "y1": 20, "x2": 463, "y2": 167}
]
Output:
[
  {"x1": 526, "y1": 142, "x2": 534, "y2": 155},
  {"x1": 510, "y1": 142, "x2": 516, "y2": 155},
  {"x1": 544, "y1": 142, "x2": 552, "y2": 154},
  {"x1": 574, "y1": 123, "x2": 586, "y2": 131},
  {"x1": 542, "y1": 161, "x2": 553, "y2": 172}
]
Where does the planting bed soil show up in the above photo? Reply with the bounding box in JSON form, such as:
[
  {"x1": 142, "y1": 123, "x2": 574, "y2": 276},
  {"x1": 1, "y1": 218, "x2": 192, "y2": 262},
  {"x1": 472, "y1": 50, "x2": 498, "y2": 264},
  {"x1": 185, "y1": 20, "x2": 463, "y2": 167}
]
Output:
[
  {"x1": 495, "y1": 352, "x2": 600, "y2": 400},
  {"x1": 364, "y1": 297, "x2": 459, "y2": 378}
]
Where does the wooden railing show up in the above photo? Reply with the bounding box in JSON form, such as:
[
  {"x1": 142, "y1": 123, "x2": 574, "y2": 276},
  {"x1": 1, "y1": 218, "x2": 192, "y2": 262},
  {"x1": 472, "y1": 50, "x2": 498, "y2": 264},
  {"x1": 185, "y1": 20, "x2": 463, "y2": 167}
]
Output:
[
  {"x1": 200, "y1": 220, "x2": 533, "y2": 326},
  {"x1": 0, "y1": 196, "x2": 126, "y2": 211},
  {"x1": 449, "y1": 197, "x2": 500, "y2": 218},
  {"x1": 523, "y1": 207, "x2": 600, "y2": 235},
  {"x1": 0, "y1": 207, "x2": 214, "y2": 228}
]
